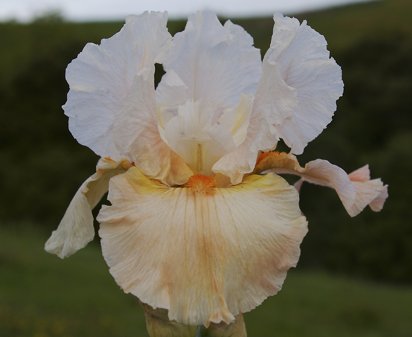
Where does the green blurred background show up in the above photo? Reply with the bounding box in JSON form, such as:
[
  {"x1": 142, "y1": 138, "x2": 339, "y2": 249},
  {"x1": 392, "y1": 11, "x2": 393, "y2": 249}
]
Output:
[{"x1": 1, "y1": 0, "x2": 411, "y2": 336}]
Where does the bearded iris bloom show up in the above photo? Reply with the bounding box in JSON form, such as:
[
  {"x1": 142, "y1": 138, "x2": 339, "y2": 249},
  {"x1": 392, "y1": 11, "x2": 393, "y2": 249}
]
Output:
[{"x1": 45, "y1": 11, "x2": 387, "y2": 336}]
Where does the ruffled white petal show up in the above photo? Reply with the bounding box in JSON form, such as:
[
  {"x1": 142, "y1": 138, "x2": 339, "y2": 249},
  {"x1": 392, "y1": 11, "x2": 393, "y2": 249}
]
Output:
[
  {"x1": 45, "y1": 158, "x2": 130, "y2": 258},
  {"x1": 255, "y1": 14, "x2": 343, "y2": 154},
  {"x1": 65, "y1": 12, "x2": 168, "y2": 158},
  {"x1": 213, "y1": 14, "x2": 344, "y2": 182},
  {"x1": 98, "y1": 167, "x2": 307, "y2": 326},
  {"x1": 64, "y1": 12, "x2": 191, "y2": 185},
  {"x1": 156, "y1": 12, "x2": 262, "y2": 175},
  {"x1": 157, "y1": 11, "x2": 261, "y2": 114},
  {"x1": 253, "y1": 58, "x2": 297, "y2": 135},
  {"x1": 255, "y1": 152, "x2": 388, "y2": 217}
]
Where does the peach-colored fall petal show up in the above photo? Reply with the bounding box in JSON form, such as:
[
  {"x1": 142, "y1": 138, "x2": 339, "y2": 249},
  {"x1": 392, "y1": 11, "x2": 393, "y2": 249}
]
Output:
[
  {"x1": 44, "y1": 158, "x2": 131, "y2": 258},
  {"x1": 98, "y1": 167, "x2": 307, "y2": 326},
  {"x1": 255, "y1": 152, "x2": 387, "y2": 217}
]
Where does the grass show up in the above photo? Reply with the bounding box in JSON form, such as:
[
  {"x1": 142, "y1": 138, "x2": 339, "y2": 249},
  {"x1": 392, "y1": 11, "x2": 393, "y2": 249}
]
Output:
[
  {"x1": 0, "y1": 225, "x2": 146, "y2": 337},
  {"x1": 1, "y1": 225, "x2": 411, "y2": 337}
]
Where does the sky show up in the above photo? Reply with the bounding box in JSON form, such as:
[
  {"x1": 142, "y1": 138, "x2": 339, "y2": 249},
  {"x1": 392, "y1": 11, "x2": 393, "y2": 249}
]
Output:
[{"x1": 0, "y1": 0, "x2": 371, "y2": 22}]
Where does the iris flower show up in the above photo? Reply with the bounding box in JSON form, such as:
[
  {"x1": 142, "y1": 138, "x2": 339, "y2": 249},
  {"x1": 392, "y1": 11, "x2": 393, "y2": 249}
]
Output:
[{"x1": 45, "y1": 11, "x2": 388, "y2": 336}]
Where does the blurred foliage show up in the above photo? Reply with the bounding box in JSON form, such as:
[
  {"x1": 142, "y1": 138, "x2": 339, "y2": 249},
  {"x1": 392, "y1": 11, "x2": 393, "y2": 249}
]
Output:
[
  {"x1": 0, "y1": 0, "x2": 411, "y2": 283},
  {"x1": 297, "y1": 30, "x2": 412, "y2": 283}
]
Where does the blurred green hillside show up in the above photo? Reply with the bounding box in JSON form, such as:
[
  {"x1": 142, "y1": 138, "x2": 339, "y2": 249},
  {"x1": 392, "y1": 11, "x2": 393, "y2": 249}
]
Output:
[
  {"x1": 1, "y1": 226, "x2": 411, "y2": 337},
  {"x1": 0, "y1": 0, "x2": 411, "y2": 284}
]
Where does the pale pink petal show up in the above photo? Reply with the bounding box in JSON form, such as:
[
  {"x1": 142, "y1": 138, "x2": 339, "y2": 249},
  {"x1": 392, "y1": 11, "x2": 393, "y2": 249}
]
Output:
[
  {"x1": 348, "y1": 165, "x2": 371, "y2": 181},
  {"x1": 98, "y1": 167, "x2": 307, "y2": 326},
  {"x1": 255, "y1": 152, "x2": 388, "y2": 217},
  {"x1": 301, "y1": 160, "x2": 387, "y2": 217},
  {"x1": 45, "y1": 158, "x2": 131, "y2": 258},
  {"x1": 255, "y1": 14, "x2": 343, "y2": 154},
  {"x1": 348, "y1": 166, "x2": 388, "y2": 212},
  {"x1": 368, "y1": 184, "x2": 389, "y2": 212}
]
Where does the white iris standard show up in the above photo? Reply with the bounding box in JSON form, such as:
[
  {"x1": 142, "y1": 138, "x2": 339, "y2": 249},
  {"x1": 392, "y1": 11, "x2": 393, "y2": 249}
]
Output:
[{"x1": 45, "y1": 10, "x2": 388, "y2": 332}]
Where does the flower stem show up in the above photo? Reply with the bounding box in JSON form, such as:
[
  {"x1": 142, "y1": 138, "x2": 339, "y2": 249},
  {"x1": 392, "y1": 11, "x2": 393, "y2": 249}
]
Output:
[
  {"x1": 195, "y1": 325, "x2": 204, "y2": 337},
  {"x1": 202, "y1": 315, "x2": 247, "y2": 337},
  {"x1": 142, "y1": 302, "x2": 196, "y2": 337},
  {"x1": 142, "y1": 302, "x2": 247, "y2": 337}
]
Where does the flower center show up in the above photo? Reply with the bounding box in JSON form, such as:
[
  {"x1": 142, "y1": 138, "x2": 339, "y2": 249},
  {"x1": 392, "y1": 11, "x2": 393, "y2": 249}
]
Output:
[{"x1": 186, "y1": 174, "x2": 216, "y2": 194}]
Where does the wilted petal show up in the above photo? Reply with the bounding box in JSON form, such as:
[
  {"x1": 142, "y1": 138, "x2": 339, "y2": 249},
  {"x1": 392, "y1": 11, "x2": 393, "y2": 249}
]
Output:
[
  {"x1": 45, "y1": 158, "x2": 131, "y2": 258},
  {"x1": 255, "y1": 14, "x2": 343, "y2": 154},
  {"x1": 98, "y1": 167, "x2": 307, "y2": 326},
  {"x1": 255, "y1": 152, "x2": 388, "y2": 217}
]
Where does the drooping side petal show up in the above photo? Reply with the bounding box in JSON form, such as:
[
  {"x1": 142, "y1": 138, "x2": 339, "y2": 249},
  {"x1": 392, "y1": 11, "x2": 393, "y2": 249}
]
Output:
[
  {"x1": 348, "y1": 166, "x2": 389, "y2": 212},
  {"x1": 44, "y1": 158, "x2": 131, "y2": 258},
  {"x1": 64, "y1": 12, "x2": 191, "y2": 185},
  {"x1": 98, "y1": 167, "x2": 307, "y2": 326},
  {"x1": 157, "y1": 11, "x2": 262, "y2": 116},
  {"x1": 255, "y1": 152, "x2": 388, "y2": 217},
  {"x1": 254, "y1": 14, "x2": 344, "y2": 154}
]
